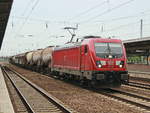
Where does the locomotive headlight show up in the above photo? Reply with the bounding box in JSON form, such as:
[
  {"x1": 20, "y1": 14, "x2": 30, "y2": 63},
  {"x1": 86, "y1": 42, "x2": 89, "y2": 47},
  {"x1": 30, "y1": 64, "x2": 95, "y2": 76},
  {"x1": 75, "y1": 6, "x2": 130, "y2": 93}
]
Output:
[
  {"x1": 98, "y1": 64, "x2": 102, "y2": 68},
  {"x1": 96, "y1": 61, "x2": 106, "y2": 68},
  {"x1": 96, "y1": 61, "x2": 102, "y2": 68},
  {"x1": 119, "y1": 65, "x2": 123, "y2": 68},
  {"x1": 116, "y1": 61, "x2": 124, "y2": 68}
]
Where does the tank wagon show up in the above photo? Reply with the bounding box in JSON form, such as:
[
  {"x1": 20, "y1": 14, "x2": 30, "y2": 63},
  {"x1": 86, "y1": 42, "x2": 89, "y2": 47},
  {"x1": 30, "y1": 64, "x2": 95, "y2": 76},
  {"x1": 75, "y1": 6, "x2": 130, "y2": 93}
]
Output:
[
  {"x1": 26, "y1": 51, "x2": 34, "y2": 66},
  {"x1": 10, "y1": 53, "x2": 27, "y2": 67},
  {"x1": 10, "y1": 36, "x2": 129, "y2": 88},
  {"x1": 40, "y1": 46, "x2": 54, "y2": 73},
  {"x1": 31, "y1": 49, "x2": 43, "y2": 71}
]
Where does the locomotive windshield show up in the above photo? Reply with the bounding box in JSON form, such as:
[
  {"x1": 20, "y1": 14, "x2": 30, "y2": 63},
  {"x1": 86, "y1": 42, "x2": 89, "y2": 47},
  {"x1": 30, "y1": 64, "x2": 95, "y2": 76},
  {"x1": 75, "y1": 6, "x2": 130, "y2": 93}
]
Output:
[{"x1": 95, "y1": 42, "x2": 123, "y2": 58}]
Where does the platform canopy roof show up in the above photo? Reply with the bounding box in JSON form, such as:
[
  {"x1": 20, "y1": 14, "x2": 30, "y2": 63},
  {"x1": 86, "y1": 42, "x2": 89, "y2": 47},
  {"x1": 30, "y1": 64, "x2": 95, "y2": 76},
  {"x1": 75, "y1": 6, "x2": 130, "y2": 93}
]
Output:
[
  {"x1": 123, "y1": 37, "x2": 150, "y2": 56},
  {"x1": 0, "y1": 0, "x2": 13, "y2": 49}
]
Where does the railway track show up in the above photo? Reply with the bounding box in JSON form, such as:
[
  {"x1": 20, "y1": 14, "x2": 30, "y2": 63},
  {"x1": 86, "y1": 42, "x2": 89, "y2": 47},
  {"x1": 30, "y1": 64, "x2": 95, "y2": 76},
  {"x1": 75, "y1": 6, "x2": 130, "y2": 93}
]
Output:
[
  {"x1": 3, "y1": 65, "x2": 150, "y2": 112},
  {"x1": 129, "y1": 72, "x2": 150, "y2": 83},
  {"x1": 2, "y1": 66, "x2": 75, "y2": 113},
  {"x1": 128, "y1": 81, "x2": 150, "y2": 90},
  {"x1": 97, "y1": 88, "x2": 150, "y2": 111}
]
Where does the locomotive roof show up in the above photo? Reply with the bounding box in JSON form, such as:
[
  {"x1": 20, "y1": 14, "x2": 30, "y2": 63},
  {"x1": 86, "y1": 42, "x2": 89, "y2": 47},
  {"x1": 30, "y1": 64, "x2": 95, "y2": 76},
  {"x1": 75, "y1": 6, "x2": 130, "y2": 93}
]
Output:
[
  {"x1": 54, "y1": 37, "x2": 122, "y2": 51},
  {"x1": 54, "y1": 42, "x2": 82, "y2": 51},
  {"x1": 86, "y1": 38, "x2": 122, "y2": 42},
  {"x1": 80, "y1": 36, "x2": 121, "y2": 42}
]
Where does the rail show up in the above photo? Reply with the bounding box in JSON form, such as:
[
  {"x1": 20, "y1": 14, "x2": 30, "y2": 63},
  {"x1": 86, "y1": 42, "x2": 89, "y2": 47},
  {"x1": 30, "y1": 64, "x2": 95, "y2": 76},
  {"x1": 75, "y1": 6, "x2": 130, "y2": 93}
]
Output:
[{"x1": 2, "y1": 66, "x2": 76, "y2": 113}]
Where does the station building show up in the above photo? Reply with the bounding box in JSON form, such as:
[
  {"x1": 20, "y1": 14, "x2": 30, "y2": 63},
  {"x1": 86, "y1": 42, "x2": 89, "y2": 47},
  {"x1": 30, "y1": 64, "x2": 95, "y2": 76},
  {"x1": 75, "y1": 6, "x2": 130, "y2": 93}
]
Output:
[{"x1": 123, "y1": 37, "x2": 150, "y2": 65}]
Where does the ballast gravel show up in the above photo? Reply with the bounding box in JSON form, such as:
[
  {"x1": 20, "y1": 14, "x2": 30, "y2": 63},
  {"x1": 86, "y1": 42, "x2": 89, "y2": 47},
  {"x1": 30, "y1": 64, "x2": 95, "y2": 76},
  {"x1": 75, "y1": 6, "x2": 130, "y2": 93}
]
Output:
[{"x1": 7, "y1": 64, "x2": 147, "y2": 113}]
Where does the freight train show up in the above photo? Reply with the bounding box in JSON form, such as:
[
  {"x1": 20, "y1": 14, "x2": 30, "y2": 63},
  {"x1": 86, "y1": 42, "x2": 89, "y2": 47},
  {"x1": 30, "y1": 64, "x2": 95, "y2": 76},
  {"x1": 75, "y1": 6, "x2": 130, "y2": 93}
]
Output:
[{"x1": 9, "y1": 36, "x2": 129, "y2": 88}]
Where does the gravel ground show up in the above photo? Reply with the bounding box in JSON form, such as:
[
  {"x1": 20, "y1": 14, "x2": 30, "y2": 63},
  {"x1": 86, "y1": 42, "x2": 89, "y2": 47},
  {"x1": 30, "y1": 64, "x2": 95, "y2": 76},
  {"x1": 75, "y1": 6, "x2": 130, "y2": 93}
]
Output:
[
  {"x1": 129, "y1": 73, "x2": 150, "y2": 80},
  {"x1": 7, "y1": 64, "x2": 148, "y2": 113},
  {"x1": 129, "y1": 76, "x2": 150, "y2": 84},
  {"x1": 119, "y1": 85, "x2": 150, "y2": 98}
]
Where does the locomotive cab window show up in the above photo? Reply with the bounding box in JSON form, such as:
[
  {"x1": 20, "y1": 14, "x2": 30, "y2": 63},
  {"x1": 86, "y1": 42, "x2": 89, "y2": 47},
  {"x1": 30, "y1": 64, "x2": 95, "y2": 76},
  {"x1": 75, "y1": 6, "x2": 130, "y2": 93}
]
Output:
[{"x1": 95, "y1": 43, "x2": 123, "y2": 58}]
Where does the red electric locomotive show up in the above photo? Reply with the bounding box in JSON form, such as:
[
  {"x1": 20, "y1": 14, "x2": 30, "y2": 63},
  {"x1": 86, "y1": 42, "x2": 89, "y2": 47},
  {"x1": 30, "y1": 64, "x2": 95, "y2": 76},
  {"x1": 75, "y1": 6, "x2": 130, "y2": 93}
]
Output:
[{"x1": 51, "y1": 36, "x2": 129, "y2": 88}]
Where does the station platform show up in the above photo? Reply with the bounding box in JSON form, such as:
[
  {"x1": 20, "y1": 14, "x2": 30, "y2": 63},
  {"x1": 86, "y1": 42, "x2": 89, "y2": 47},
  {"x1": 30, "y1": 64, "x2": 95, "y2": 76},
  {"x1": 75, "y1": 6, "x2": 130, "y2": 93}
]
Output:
[
  {"x1": 127, "y1": 64, "x2": 150, "y2": 73},
  {"x1": 0, "y1": 67, "x2": 15, "y2": 113}
]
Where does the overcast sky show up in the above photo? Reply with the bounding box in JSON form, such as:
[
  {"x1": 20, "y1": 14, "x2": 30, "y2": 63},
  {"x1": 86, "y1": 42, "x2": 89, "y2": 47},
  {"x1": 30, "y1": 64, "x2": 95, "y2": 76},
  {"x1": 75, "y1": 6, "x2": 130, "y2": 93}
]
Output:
[{"x1": 1, "y1": 0, "x2": 150, "y2": 56}]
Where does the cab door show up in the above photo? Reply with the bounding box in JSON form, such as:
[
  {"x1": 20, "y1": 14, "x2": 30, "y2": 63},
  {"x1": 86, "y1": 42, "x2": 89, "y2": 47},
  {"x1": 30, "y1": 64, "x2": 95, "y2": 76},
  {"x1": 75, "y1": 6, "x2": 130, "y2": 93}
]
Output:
[{"x1": 80, "y1": 45, "x2": 88, "y2": 71}]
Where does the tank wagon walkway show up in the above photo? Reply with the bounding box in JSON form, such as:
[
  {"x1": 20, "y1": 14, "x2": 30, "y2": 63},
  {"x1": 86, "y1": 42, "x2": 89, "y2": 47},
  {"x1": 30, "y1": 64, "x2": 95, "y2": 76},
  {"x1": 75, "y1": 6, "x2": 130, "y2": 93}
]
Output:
[{"x1": 0, "y1": 66, "x2": 15, "y2": 113}]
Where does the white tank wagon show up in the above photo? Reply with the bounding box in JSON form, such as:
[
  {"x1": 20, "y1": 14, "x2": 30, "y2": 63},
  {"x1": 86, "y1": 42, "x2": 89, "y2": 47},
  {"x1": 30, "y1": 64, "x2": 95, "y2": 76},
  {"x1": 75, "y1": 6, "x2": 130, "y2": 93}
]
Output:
[
  {"x1": 26, "y1": 51, "x2": 34, "y2": 65},
  {"x1": 11, "y1": 56, "x2": 18, "y2": 64},
  {"x1": 12, "y1": 56, "x2": 16, "y2": 63},
  {"x1": 17, "y1": 53, "x2": 26, "y2": 65},
  {"x1": 32, "y1": 49, "x2": 43, "y2": 66},
  {"x1": 41, "y1": 46, "x2": 54, "y2": 67}
]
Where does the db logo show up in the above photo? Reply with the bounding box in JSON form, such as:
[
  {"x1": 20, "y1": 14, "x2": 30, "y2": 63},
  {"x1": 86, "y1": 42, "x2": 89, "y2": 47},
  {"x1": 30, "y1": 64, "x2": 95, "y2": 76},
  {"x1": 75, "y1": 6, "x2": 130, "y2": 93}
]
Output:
[{"x1": 108, "y1": 60, "x2": 114, "y2": 65}]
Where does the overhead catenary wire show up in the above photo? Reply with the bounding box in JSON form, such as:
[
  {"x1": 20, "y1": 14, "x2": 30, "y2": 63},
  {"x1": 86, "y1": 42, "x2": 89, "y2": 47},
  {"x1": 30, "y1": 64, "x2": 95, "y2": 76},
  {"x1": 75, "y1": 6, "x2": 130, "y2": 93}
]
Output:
[
  {"x1": 2, "y1": 0, "x2": 150, "y2": 57},
  {"x1": 10, "y1": 16, "x2": 77, "y2": 25},
  {"x1": 103, "y1": 21, "x2": 139, "y2": 32},
  {"x1": 93, "y1": 9, "x2": 150, "y2": 23},
  {"x1": 68, "y1": 0, "x2": 108, "y2": 21},
  {"x1": 10, "y1": 1, "x2": 150, "y2": 38},
  {"x1": 102, "y1": 22, "x2": 150, "y2": 38},
  {"x1": 10, "y1": 8, "x2": 150, "y2": 26},
  {"x1": 21, "y1": 0, "x2": 36, "y2": 16},
  {"x1": 9, "y1": 7, "x2": 150, "y2": 39},
  {"x1": 103, "y1": 18, "x2": 150, "y2": 32},
  {"x1": 117, "y1": 31, "x2": 139, "y2": 38},
  {"x1": 79, "y1": 0, "x2": 135, "y2": 24},
  {"x1": 19, "y1": 0, "x2": 40, "y2": 30},
  {"x1": 13, "y1": 0, "x2": 40, "y2": 38},
  {"x1": 77, "y1": 17, "x2": 150, "y2": 39}
]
